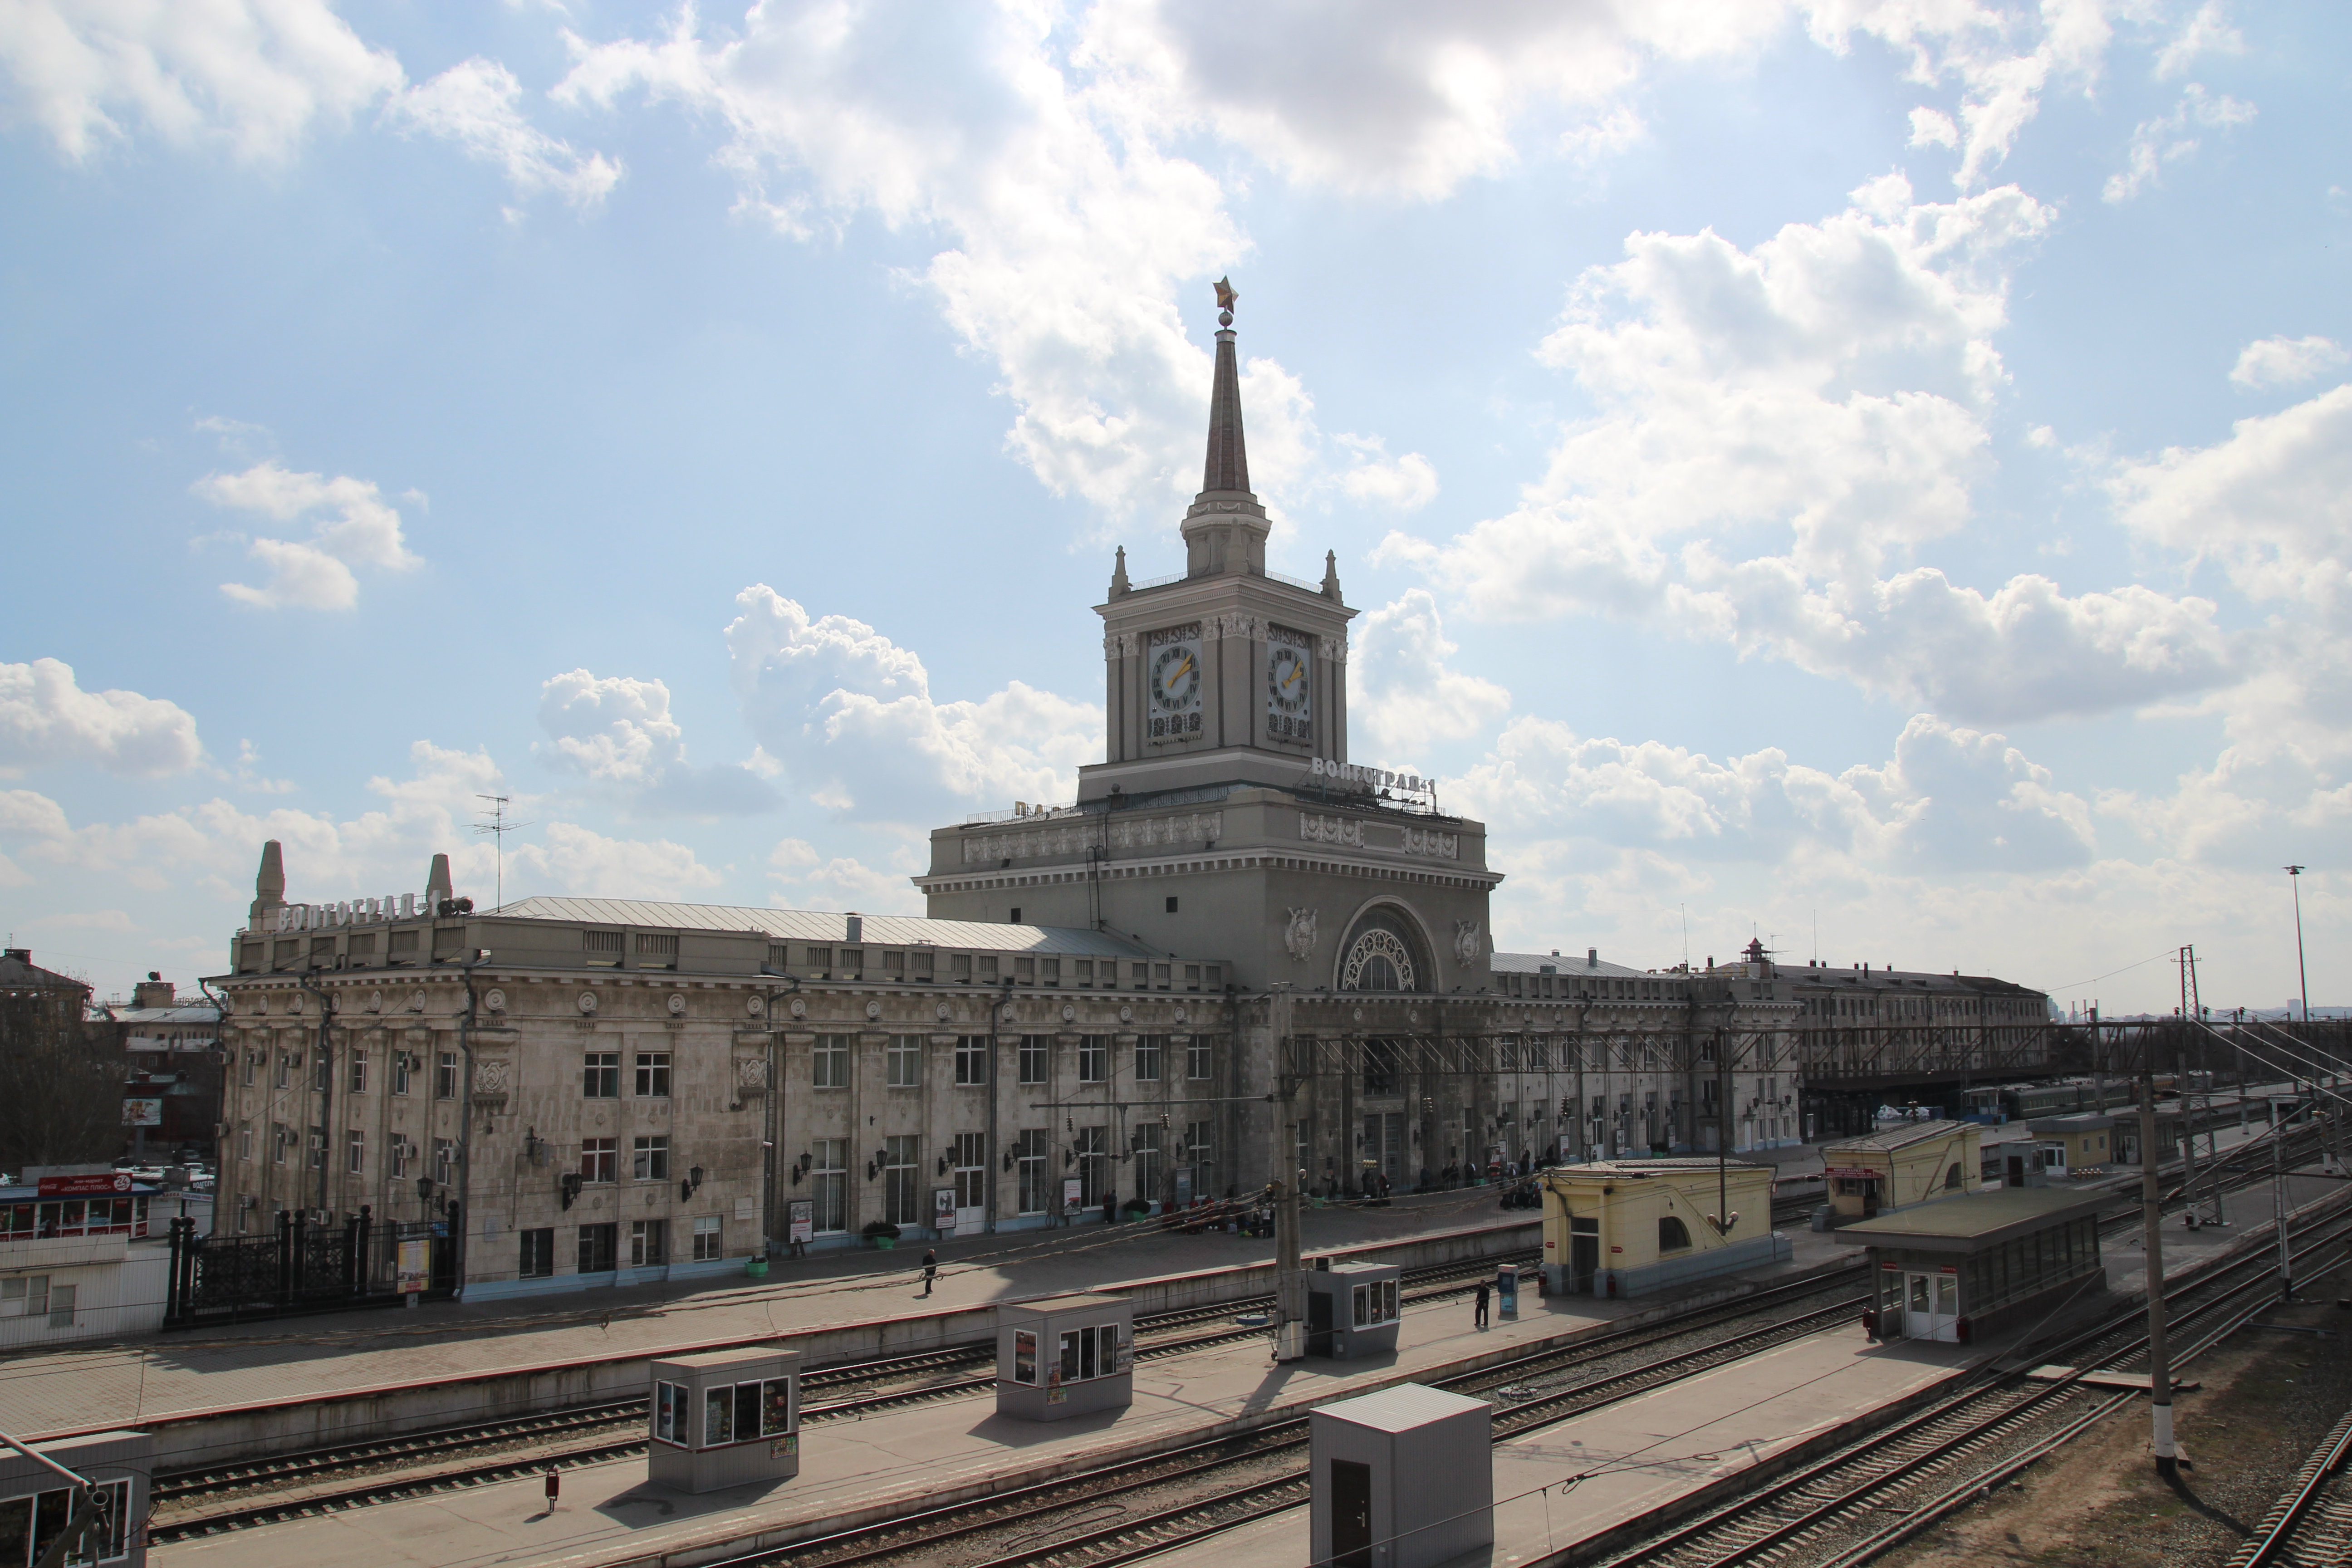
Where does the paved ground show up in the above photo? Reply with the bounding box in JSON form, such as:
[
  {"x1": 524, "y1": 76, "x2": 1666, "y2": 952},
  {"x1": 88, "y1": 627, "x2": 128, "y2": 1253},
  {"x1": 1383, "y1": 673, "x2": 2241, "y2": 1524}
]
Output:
[
  {"x1": 10, "y1": 1185, "x2": 1546, "y2": 1440},
  {"x1": 150, "y1": 1239, "x2": 1873, "y2": 1568}
]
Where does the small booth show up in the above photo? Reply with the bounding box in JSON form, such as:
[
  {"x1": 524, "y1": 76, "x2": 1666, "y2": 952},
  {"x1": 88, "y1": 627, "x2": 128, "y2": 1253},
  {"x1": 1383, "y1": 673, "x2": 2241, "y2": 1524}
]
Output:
[
  {"x1": 0, "y1": 1429, "x2": 153, "y2": 1568},
  {"x1": 996, "y1": 1293, "x2": 1133, "y2": 1421},
  {"x1": 1820, "y1": 1121, "x2": 1982, "y2": 1223},
  {"x1": 648, "y1": 1347, "x2": 800, "y2": 1493},
  {"x1": 1311, "y1": 1383, "x2": 1492, "y2": 1568},
  {"x1": 1539, "y1": 1158, "x2": 1786, "y2": 1298},
  {"x1": 1306, "y1": 1261, "x2": 1401, "y2": 1359},
  {"x1": 1845, "y1": 1187, "x2": 2107, "y2": 1345},
  {"x1": 2011, "y1": 1114, "x2": 2113, "y2": 1184}
]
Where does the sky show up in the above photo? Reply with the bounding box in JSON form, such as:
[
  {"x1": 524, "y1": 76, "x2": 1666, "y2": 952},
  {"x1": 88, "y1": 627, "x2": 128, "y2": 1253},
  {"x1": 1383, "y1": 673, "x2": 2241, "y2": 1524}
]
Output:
[{"x1": 1, "y1": 1, "x2": 2346, "y2": 1015}]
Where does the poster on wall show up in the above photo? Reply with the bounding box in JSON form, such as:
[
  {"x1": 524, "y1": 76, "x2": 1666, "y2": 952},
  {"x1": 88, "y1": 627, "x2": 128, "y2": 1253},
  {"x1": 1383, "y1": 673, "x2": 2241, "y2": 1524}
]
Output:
[
  {"x1": 395, "y1": 1239, "x2": 431, "y2": 1294},
  {"x1": 1062, "y1": 1176, "x2": 1082, "y2": 1213},
  {"x1": 787, "y1": 1200, "x2": 813, "y2": 1245},
  {"x1": 1174, "y1": 1168, "x2": 1193, "y2": 1206},
  {"x1": 932, "y1": 1186, "x2": 956, "y2": 1237}
]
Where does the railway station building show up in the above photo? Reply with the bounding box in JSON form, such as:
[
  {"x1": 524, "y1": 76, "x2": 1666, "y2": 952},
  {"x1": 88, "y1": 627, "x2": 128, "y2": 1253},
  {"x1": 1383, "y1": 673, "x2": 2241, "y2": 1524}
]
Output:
[{"x1": 199, "y1": 303, "x2": 2046, "y2": 1303}]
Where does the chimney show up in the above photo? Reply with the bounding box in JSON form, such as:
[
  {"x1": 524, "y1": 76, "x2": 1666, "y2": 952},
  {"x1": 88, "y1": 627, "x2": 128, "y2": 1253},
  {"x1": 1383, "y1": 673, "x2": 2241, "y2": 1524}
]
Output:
[
  {"x1": 845, "y1": 913, "x2": 863, "y2": 945},
  {"x1": 249, "y1": 839, "x2": 286, "y2": 925},
  {"x1": 133, "y1": 975, "x2": 175, "y2": 1009},
  {"x1": 1586, "y1": 948, "x2": 1597, "y2": 969}
]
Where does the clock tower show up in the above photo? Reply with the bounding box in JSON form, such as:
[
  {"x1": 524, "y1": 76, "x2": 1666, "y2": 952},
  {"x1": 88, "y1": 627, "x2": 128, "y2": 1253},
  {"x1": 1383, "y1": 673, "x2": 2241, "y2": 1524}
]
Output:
[
  {"x1": 1084, "y1": 303, "x2": 1356, "y2": 802},
  {"x1": 918, "y1": 286, "x2": 1499, "y2": 995}
]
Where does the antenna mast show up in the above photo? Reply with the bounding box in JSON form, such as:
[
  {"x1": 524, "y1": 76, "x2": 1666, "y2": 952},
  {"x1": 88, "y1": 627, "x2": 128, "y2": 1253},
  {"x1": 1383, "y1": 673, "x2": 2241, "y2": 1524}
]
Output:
[{"x1": 473, "y1": 795, "x2": 532, "y2": 912}]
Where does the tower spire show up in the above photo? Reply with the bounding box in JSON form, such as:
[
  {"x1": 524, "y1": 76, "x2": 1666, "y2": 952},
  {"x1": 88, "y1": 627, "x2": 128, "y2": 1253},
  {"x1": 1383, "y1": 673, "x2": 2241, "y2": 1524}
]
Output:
[{"x1": 1183, "y1": 276, "x2": 1269, "y2": 577}]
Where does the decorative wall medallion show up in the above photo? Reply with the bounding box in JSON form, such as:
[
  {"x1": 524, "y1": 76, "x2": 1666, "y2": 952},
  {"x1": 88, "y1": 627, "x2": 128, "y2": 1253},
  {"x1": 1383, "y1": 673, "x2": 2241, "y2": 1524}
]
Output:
[
  {"x1": 410, "y1": 990, "x2": 427, "y2": 1012},
  {"x1": 1284, "y1": 906, "x2": 1319, "y2": 961},
  {"x1": 1352, "y1": 1007, "x2": 1365, "y2": 1024},
  {"x1": 936, "y1": 1001, "x2": 951, "y2": 1021},
  {"x1": 1453, "y1": 919, "x2": 1483, "y2": 965},
  {"x1": 865, "y1": 1000, "x2": 882, "y2": 1020},
  {"x1": 288, "y1": 992, "x2": 304, "y2": 1014},
  {"x1": 745, "y1": 995, "x2": 765, "y2": 1018},
  {"x1": 368, "y1": 991, "x2": 383, "y2": 1014},
  {"x1": 736, "y1": 1056, "x2": 769, "y2": 1090},
  {"x1": 1061, "y1": 1004, "x2": 1077, "y2": 1023},
  {"x1": 790, "y1": 997, "x2": 807, "y2": 1019},
  {"x1": 1118, "y1": 1005, "x2": 1133, "y2": 1024},
  {"x1": 1174, "y1": 1006, "x2": 1187, "y2": 1024},
  {"x1": 483, "y1": 988, "x2": 507, "y2": 1013},
  {"x1": 577, "y1": 991, "x2": 599, "y2": 1015},
  {"x1": 474, "y1": 1059, "x2": 511, "y2": 1094},
  {"x1": 667, "y1": 994, "x2": 688, "y2": 1016}
]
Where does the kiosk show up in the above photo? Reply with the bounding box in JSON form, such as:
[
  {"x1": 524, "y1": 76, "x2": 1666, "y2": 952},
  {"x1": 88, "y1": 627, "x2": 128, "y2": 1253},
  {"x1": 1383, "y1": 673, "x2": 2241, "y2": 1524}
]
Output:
[
  {"x1": 996, "y1": 1293, "x2": 1133, "y2": 1421},
  {"x1": 1310, "y1": 1383, "x2": 1491, "y2": 1568},
  {"x1": 1845, "y1": 1187, "x2": 2106, "y2": 1344},
  {"x1": 0, "y1": 1429, "x2": 151, "y2": 1568},
  {"x1": 1305, "y1": 1261, "x2": 1401, "y2": 1359},
  {"x1": 648, "y1": 1347, "x2": 800, "y2": 1493}
]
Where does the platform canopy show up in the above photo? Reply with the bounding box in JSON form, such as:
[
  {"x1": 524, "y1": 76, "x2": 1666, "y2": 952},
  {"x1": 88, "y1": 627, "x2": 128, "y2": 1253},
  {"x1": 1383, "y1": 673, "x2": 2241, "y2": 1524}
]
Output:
[{"x1": 1837, "y1": 1186, "x2": 2111, "y2": 1253}]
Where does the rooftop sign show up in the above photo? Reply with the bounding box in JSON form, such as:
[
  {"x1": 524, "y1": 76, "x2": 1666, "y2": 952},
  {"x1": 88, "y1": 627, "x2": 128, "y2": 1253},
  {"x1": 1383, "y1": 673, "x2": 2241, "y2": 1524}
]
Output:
[{"x1": 1309, "y1": 757, "x2": 1436, "y2": 796}]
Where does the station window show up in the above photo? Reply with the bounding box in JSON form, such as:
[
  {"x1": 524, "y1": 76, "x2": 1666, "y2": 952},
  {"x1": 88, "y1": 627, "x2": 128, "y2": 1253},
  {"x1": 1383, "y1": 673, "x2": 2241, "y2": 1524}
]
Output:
[
  {"x1": 629, "y1": 1218, "x2": 666, "y2": 1267},
  {"x1": 580, "y1": 1137, "x2": 617, "y2": 1184},
  {"x1": 911, "y1": 950, "x2": 934, "y2": 981},
  {"x1": 1134, "y1": 1036, "x2": 1164, "y2": 1083},
  {"x1": 955, "y1": 1036, "x2": 989, "y2": 1086},
  {"x1": 578, "y1": 1223, "x2": 617, "y2": 1274},
  {"x1": 347, "y1": 1051, "x2": 368, "y2": 1094},
  {"x1": 519, "y1": 1228, "x2": 554, "y2": 1279},
  {"x1": 839, "y1": 947, "x2": 863, "y2": 976},
  {"x1": 1014, "y1": 957, "x2": 1034, "y2": 984},
  {"x1": 1153, "y1": 964, "x2": 1171, "y2": 990},
  {"x1": 1018, "y1": 1035, "x2": 1050, "y2": 1086},
  {"x1": 436, "y1": 1051, "x2": 459, "y2": 1099},
  {"x1": 951, "y1": 954, "x2": 973, "y2": 981},
  {"x1": 976, "y1": 956, "x2": 999, "y2": 982},
  {"x1": 1078, "y1": 1036, "x2": 1108, "y2": 1083},
  {"x1": 1073, "y1": 959, "x2": 1094, "y2": 985},
  {"x1": 813, "y1": 1035, "x2": 851, "y2": 1088},
  {"x1": 1351, "y1": 1279, "x2": 1399, "y2": 1327},
  {"x1": 634, "y1": 1052, "x2": 671, "y2": 1098},
  {"x1": 693, "y1": 1215, "x2": 723, "y2": 1261},
  {"x1": 886, "y1": 1035, "x2": 923, "y2": 1087},
  {"x1": 1658, "y1": 1215, "x2": 1692, "y2": 1252},
  {"x1": 392, "y1": 1051, "x2": 412, "y2": 1096},
  {"x1": 632, "y1": 1135, "x2": 671, "y2": 1181},
  {"x1": 804, "y1": 946, "x2": 833, "y2": 974},
  {"x1": 346, "y1": 1129, "x2": 365, "y2": 1174},
  {"x1": 1187, "y1": 1038, "x2": 1213, "y2": 1081},
  {"x1": 433, "y1": 1137, "x2": 455, "y2": 1186},
  {"x1": 1040, "y1": 957, "x2": 1060, "y2": 986},
  {"x1": 583, "y1": 1051, "x2": 620, "y2": 1098},
  {"x1": 882, "y1": 950, "x2": 905, "y2": 976}
]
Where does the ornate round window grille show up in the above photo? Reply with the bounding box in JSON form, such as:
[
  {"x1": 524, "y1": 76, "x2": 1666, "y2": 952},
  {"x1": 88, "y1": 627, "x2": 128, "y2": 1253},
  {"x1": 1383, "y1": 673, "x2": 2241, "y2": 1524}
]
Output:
[{"x1": 1340, "y1": 930, "x2": 1416, "y2": 992}]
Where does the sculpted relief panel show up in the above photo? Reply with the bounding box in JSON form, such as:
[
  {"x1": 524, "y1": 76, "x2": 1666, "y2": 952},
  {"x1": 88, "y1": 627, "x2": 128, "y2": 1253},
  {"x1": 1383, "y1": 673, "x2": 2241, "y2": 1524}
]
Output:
[{"x1": 963, "y1": 813, "x2": 1223, "y2": 864}]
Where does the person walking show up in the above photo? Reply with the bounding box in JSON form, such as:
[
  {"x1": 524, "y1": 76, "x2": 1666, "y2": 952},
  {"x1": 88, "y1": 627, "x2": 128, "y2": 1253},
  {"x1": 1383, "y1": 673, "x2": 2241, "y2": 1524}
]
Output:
[
  {"x1": 1473, "y1": 1279, "x2": 1490, "y2": 1330},
  {"x1": 919, "y1": 1248, "x2": 938, "y2": 1298}
]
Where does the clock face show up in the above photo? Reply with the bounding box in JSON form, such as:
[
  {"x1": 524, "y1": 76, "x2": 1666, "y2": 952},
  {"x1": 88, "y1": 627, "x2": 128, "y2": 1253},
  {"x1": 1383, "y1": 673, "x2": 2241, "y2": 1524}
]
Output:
[
  {"x1": 1150, "y1": 641, "x2": 1202, "y2": 714},
  {"x1": 1266, "y1": 642, "x2": 1312, "y2": 735}
]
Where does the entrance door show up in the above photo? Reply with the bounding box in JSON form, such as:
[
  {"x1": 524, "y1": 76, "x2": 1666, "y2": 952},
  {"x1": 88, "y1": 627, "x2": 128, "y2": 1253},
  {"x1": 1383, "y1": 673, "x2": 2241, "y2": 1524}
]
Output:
[
  {"x1": 1571, "y1": 1217, "x2": 1599, "y2": 1294},
  {"x1": 1861, "y1": 1179, "x2": 1881, "y2": 1219},
  {"x1": 952, "y1": 1132, "x2": 987, "y2": 1232},
  {"x1": 1330, "y1": 1459, "x2": 1372, "y2": 1568},
  {"x1": 2006, "y1": 1154, "x2": 2026, "y2": 1188},
  {"x1": 1307, "y1": 1291, "x2": 1333, "y2": 1357},
  {"x1": 1904, "y1": 1272, "x2": 1959, "y2": 1342}
]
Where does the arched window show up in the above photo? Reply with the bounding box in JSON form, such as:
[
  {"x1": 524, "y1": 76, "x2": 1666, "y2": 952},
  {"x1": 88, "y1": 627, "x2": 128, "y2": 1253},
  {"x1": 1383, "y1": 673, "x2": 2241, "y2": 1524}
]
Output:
[
  {"x1": 1339, "y1": 929, "x2": 1415, "y2": 992},
  {"x1": 1657, "y1": 1215, "x2": 1691, "y2": 1252},
  {"x1": 1944, "y1": 1162, "x2": 1962, "y2": 1190}
]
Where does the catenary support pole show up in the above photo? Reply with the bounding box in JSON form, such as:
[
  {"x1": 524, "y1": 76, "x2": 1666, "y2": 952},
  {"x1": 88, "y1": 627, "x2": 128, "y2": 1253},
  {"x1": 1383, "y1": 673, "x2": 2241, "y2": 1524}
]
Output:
[
  {"x1": 2140, "y1": 1072, "x2": 2177, "y2": 1479},
  {"x1": 2273, "y1": 1094, "x2": 2294, "y2": 1303}
]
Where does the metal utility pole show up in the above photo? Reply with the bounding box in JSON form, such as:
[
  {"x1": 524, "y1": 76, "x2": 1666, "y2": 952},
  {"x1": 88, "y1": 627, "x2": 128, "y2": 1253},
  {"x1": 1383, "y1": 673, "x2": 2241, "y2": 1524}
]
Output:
[
  {"x1": 2139, "y1": 1071, "x2": 2177, "y2": 1479},
  {"x1": 2176, "y1": 946, "x2": 2206, "y2": 1225},
  {"x1": 2288, "y1": 865, "x2": 2312, "y2": 1027},
  {"x1": 1270, "y1": 993, "x2": 1305, "y2": 1363}
]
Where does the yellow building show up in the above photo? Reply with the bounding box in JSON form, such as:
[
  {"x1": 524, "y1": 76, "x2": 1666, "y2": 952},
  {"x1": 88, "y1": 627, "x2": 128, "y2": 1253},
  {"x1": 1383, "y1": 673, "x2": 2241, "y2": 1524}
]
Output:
[
  {"x1": 1820, "y1": 1120, "x2": 1982, "y2": 1222},
  {"x1": 1539, "y1": 1158, "x2": 1786, "y2": 1298},
  {"x1": 2013, "y1": 1113, "x2": 2113, "y2": 1182}
]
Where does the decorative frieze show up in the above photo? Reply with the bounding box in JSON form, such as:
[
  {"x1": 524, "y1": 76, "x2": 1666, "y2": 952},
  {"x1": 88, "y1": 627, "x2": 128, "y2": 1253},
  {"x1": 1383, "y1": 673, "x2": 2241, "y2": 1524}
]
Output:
[
  {"x1": 961, "y1": 811, "x2": 1223, "y2": 864},
  {"x1": 1401, "y1": 827, "x2": 1458, "y2": 860},
  {"x1": 1299, "y1": 814, "x2": 1362, "y2": 848}
]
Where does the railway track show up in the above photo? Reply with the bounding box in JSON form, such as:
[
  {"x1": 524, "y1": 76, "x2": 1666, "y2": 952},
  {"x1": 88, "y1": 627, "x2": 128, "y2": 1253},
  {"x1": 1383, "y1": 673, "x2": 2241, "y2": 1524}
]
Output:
[
  {"x1": 2225, "y1": 1404, "x2": 2352, "y2": 1568},
  {"x1": 1589, "y1": 1195, "x2": 2352, "y2": 1568},
  {"x1": 145, "y1": 1243, "x2": 1541, "y2": 1537}
]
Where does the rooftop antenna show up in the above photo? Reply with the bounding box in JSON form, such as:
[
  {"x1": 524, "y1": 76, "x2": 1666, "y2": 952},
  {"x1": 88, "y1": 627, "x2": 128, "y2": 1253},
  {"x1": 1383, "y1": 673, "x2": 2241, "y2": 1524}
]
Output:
[
  {"x1": 474, "y1": 795, "x2": 532, "y2": 912},
  {"x1": 1681, "y1": 904, "x2": 1689, "y2": 972}
]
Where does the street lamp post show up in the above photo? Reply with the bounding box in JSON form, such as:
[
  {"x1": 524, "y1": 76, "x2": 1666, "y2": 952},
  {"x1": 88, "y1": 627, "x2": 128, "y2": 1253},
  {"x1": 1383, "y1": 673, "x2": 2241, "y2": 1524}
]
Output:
[{"x1": 2287, "y1": 866, "x2": 2312, "y2": 1026}]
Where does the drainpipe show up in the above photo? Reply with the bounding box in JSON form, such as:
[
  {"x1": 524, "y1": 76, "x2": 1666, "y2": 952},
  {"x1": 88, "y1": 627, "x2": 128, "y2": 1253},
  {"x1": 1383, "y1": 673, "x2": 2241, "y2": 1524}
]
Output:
[{"x1": 760, "y1": 974, "x2": 798, "y2": 1255}]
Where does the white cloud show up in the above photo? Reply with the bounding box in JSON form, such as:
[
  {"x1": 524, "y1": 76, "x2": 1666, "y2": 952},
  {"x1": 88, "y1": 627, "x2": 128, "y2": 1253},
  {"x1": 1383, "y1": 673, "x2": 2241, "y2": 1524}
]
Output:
[
  {"x1": 31, "y1": 908, "x2": 135, "y2": 932},
  {"x1": 535, "y1": 668, "x2": 777, "y2": 817},
  {"x1": 1907, "y1": 106, "x2": 1958, "y2": 149},
  {"x1": 764, "y1": 838, "x2": 920, "y2": 914},
  {"x1": 0, "y1": 0, "x2": 402, "y2": 161},
  {"x1": 2102, "y1": 82, "x2": 2254, "y2": 204},
  {"x1": 724, "y1": 586, "x2": 1098, "y2": 824},
  {"x1": 232, "y1": 739, "x2": 296, "y2": 794},
  {"x1": 526, "y1": 821, "x2": 721, "y2": 900},
  {"x1": 1353, "y1": 591, "x2": 1509, "y2": 750},
  {"x1": 1334, "y1": 436, "x2": 1439, "y2": 512},
  {"x1": 388, "y1": 57, "x2": 618, "y2": 211},
  {"x1": 2229, "y1": 336, "x2": 2347, "y2": 392},
  {"x1": 193, "y1": 459, "x2": 421, "y2": 610},
  {"x1": 0, "y1": 658, "x2": 202, "y2": 777},
  {"x1": 2153, "y1": 1, "x2": 2243, "y2": 80},
  {"x1": 1380, "y1": 175, "x2": 2232, "y2": 725}
]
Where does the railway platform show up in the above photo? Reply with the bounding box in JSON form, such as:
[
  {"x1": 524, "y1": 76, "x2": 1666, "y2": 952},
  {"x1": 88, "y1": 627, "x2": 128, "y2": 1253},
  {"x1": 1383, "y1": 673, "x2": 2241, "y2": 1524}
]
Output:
[
  {"x1": 147, "y1": 1240, "x2": 1871, "y2": 1568},
  {"x1": 12, "y1": 1186, "x2": 1543, "y2": 1446}
]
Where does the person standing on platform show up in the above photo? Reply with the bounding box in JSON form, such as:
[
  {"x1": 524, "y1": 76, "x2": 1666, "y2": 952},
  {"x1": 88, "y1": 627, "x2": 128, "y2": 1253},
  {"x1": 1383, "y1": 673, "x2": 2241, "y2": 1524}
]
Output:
[
  {"x1": 1474, "y1": 1279, "x2": 1491, "y2": 1330},
  {"x1": 920, "y1": 1248, "x2": 938, "y2": 1297}
]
